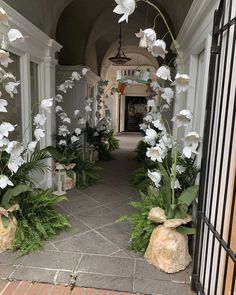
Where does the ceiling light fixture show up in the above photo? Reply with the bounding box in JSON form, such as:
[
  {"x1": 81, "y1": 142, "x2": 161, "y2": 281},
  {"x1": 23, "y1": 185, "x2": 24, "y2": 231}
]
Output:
[{"x1": 109, "y1": 24, "x2": 131, "y2": 65}]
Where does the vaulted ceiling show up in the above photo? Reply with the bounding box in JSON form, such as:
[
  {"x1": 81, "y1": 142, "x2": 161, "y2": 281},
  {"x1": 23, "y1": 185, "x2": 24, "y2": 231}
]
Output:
[{"x1": 4, "y1": 0, "x2": 193, "y2": 74}]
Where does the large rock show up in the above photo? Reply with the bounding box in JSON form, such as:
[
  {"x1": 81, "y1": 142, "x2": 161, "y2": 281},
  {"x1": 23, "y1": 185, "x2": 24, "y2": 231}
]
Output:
[
  {"x1": 144, "y1": 225, "x2": 192, "y2": 273},
  {"x1": 0, "y1": 216, "x2": 17, "y2": 252}
]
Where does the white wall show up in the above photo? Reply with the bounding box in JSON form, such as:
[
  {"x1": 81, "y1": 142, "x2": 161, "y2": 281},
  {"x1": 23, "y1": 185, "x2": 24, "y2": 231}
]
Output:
[{"x1": 0, "y1": 0, "x2": 62, "y2": 187}]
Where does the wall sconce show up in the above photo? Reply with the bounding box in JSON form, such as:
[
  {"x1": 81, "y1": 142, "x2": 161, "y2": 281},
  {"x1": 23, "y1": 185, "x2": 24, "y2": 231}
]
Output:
[{"x1": 53, "y1": 163, "x2": 66, "y2": 196}]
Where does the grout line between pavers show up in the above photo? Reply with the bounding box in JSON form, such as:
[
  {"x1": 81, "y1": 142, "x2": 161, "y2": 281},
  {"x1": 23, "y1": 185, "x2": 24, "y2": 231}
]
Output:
[{"x1": 53, "y1": 270, "x2": 60, "y2": 284}]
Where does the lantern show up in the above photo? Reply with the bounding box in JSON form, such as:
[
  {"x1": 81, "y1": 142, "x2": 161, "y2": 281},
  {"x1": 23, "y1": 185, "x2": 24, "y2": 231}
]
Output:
[{"x1": 53, "y1": 163, "x2": 66, "y2": 196}]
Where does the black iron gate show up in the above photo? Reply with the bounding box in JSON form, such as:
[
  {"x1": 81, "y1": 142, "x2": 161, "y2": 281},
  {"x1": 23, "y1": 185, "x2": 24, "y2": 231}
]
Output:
[{"x1": 192, "y1": 0, "x2": 236, "y2": 294}]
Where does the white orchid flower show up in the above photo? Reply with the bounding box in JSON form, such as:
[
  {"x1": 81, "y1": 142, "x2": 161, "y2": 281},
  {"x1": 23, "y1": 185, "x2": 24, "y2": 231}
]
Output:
[
  {"x1": 64, "y1": 80, "x2": 74, "y2": 89},
  {"x1": 161, "y1": 87, "x2": 174, "y2": 104},
  {"x1": 33, "y1": 114, "x2": 47, "y2": 126},
  {"x1": 139, "y1": 123, "x2": 148, "y2": 131},
  {"x1": 59, "y1": 125, "x2": 70, "y2": 136},
  {"x1": 160, "y1": 134, "x2": 173, "y2": 149},
  {"x1": 55, "y1": 94, "x2": 63, "y2": 102},
  {"x1": 34, "y1": 128, "x2": 45, "y2": 141},
  {"x1": 6, "y1": 141, "x2": 24, "y2": 156},
  {"x1": 146, "y1": 145, "x2": 165, "y2": 162},
  {"x1": 58, "y1": 112, "x2": 68, "y2": 120},
  {"x1": 152, "y1": 119, "x2": 164, "y2": 131},
  {"x1": 113, "y1": 0, "x2": 136, "y2": 23},
  {"x1": 162, "y1": 104, "x2": 170, "y2": 110},
  {"x1": 150, "y1": 80, "x2": 161, "y2": 91},
  {"x1": 2, "y1": 72, "x2": 16, "y2": 81},
  {"x1": 184, "y1": 131, "x2": 200, "y2": 148},
  {"x1": 74, "y1": 109, "x2": 80, "y2": 117},
  {"x1": 58, "y1": 140, "x2": 67, "y2": 146},
  {"x1": 144, "y1": 128, "x2": 158, "y2": 146},
  {"x1": 75, "y1": 128, "x2": 82, "y2": 136},
  {"x1": 0, "y1": 175, "x2": 13, "y2": 189},
  {"x1": 8, "y1": 29, "x2": 24, "y2": 43},
  {"x1": 149, "y1": 40, "x2": 168, "y2": 59},
  {"x1": 0, "y1": 122, "x2": 15, "y2": 139},
  {"x1": 172, "y1": 110, "x2": 192, "y2": 128},
  {"x1": 71, "y1": 135, "x2": 80, "y2": 143},
  {"x1": 143, "y1": 114, "x2": 153, "y2": 123},
  {"x1": 0, "y1": 99, "x2": 7, "y2": 112},
  {"x1": 136, "y1": 28, "x2": 156, "y2": 46},
  {"x1": 27, "y1": 141, "x2": 37, "y2": 153},
  {"x1": 41, "y1": 98, "x2": 53, "y2": 113},
  {"x1": 172, "y1": 73, "x2": 190, "y2": 94},
  {"x1": 5, "y1": 81, "x2": 20, "y2": 98},
  {"x1": 62, "y1": 117, "x2": 71, "y2": 124},
  {"x1": 55, "y1": 106, "x2": 63, "y2": 113},
  {"x1": 82, "y1": 68, "x2": 89, "y2": 76},
  {"x1": 171, "y1": 178, "x2": 181, "y2": 190},
  {"x1": 78, "y1": 118, "x2": 86, "y2": 125},
  {"x1": 0, "y1": 7, "x2": 8, "y2": 25},
  {"x1": 0, "y1": 50, "x2": 13, "y2": 68},
  {"x1": 148, "y1": 170, "x2": 162, "y2": 188},
  {"x1": 0, "y1": 137, "x2": 9, "y2": 148},
  {"x1": 8, "y1": 155, "x2": 24, "y2": 173},
  {"x1": 183, "y1": 145, "x2": 198, "y2": 158},
  {"x1": 71, "y1": 71, "x2": 81, "y2": 81},
  {"x1": 58, "y1": 83, "x2": 67, "y2": 93},
  {"x1": 147, "y1": 99, "x2": 156, "y2": 109},
  {"x1": 85, "y1": 105, "x2": 92, "y2": 112},
  {"x1": 156, "y1": 66, "x2": 172, "y2": 81},
  {"x1": 176, "y1": 165, "x2": 186, "y2": 174}
]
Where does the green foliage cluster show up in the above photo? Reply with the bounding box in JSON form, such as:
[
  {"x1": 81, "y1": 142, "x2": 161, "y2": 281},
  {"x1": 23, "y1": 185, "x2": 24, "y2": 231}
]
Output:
[
  {"x1": 119, "y1": 187, "x2": 165, "y2": 254},
  {"x1": 86, "y1": 124, "x2": 119, "y2": 161},
  {"x1": 13, "y1": 189, "x2": 70, "y2": 256},
  {"x1": 134, "y1": 140, "x2": 147, "y2": 162},
  {"x1": 45, "y1": 146, "x2": 101, "y2": 188}
]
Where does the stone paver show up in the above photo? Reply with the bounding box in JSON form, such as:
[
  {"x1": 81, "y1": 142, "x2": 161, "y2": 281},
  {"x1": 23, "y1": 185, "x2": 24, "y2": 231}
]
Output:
[{"x1": 0, "y1": 134, "x2": 194, "y2": 294}]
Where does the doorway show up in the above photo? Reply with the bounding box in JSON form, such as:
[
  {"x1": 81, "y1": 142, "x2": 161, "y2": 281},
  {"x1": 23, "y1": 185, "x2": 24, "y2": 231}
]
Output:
[{"x1": 125, "y1": 96, "x2": 146, "y2": 132}]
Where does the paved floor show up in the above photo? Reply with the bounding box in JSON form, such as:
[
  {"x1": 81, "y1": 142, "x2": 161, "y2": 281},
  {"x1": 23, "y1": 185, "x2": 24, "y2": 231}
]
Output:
[{"x1": 0, "y1": 133, "x2": 194, "y2": 295}]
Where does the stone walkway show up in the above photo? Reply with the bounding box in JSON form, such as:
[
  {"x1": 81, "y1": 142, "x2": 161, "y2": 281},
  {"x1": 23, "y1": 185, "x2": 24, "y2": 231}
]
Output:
[{"x1": 0, "y1": 133, "x2": 194, "y2": 295}]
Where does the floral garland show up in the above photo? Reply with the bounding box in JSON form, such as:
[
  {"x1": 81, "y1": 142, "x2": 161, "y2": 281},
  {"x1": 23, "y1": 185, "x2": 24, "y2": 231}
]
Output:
[{"x1": 55, "y1": 68, "x2": 90, "y2": 148}]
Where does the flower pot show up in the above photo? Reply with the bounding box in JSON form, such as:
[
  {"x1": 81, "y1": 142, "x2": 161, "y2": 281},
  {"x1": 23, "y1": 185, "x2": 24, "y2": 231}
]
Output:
[
  {"x1": 145, "y1": 207, "x2": 192, "y2": 273},
  {"x1": 63, "y1": 164, "x2": 77, "y2": 191},
  {"x1": 145, "y1": 225, "x2": 191, "y2": 273},
  {"x1": 0, "y1": 216, "x2": 17, "y2": 252},
  {"x1": 65, "y1": 171, "x2": 76, "y2": 190}
]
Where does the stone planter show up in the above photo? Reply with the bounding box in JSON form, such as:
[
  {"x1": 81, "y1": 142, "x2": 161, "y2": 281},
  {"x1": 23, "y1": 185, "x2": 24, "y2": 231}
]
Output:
[
  {"x1": 144, "y1": 207, "x2": 192, "y2": 273},
  {"x1": 0, "y1": 215, "x2": 17, "y2": 252}
]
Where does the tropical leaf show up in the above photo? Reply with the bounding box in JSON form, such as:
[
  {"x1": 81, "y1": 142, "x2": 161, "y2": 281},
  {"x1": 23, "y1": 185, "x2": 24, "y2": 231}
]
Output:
[
  {"x1": 178, "y1": 185, "x2": 199, "y2": 206},
  {"x1": 177, "y1": 225, "x2": 196, "y2": 235},
  {"x1": 1, "y1": 184, "x2": 32, "y2": 209}
]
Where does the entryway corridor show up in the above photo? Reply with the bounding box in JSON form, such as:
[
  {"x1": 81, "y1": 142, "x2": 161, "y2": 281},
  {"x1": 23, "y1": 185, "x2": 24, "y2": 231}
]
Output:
[{"x1": 0, "y1": 134, "x2": 193, "y2": 295}]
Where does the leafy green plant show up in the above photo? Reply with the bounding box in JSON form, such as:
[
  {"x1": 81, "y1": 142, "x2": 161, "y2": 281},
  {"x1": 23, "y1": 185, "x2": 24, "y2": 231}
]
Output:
[
  {"x1": 74, "y1": 156, "x2": 101, "y2": 188},
  {"x1": 12, "y1": 150, "x2": 51, "y2": 186},
  {"x1": 13, "y1": 189, "x2": 70, "y2": 256},
  {"x1": 118, "y1": 187, "x2": 166, "y2": 254},
  {"x1": 134, "y1": 140, "x2": 147, "y2": 162},
  {"x1": 131, "y1": 167, "x2": 151, "y2": 194}
]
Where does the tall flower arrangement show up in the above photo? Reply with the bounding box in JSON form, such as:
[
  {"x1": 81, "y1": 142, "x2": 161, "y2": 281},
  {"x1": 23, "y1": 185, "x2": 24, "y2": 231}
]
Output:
[
  {"x1": 113, "y1": 0, "x2": 200, "y2": 272},
  {"x1": 0, "y1": 9, "x2": 53, "y2": 193}
]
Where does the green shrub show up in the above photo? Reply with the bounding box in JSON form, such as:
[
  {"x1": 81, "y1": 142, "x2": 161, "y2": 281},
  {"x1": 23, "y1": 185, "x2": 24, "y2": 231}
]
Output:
[
  {"x1": 119, "y1": 187, "x2": 166, "y2": 254},
  {"x1": 13, "y1": 189, "x2": 70, "y2": 256}
]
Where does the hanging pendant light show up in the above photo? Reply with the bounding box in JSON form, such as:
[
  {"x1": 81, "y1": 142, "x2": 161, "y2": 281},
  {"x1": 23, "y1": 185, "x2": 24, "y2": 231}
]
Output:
[{"x1": 109, "y1": 23, "x2": 131, "y2": 65}]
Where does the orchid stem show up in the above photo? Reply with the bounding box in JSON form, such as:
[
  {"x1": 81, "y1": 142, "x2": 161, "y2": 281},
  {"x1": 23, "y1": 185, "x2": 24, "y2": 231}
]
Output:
[{"x1": 141, "y1": 0, "x2": 184, "y2": 73}]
